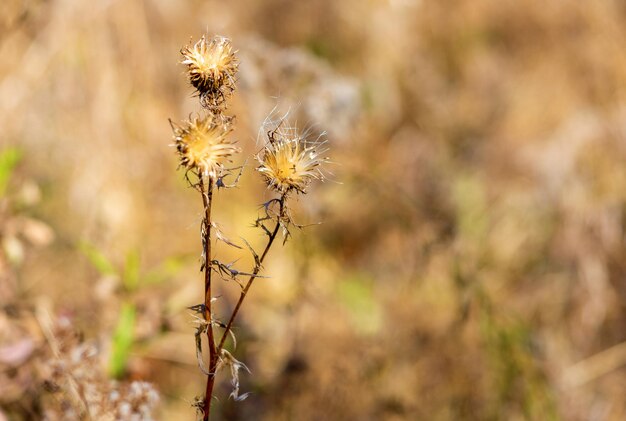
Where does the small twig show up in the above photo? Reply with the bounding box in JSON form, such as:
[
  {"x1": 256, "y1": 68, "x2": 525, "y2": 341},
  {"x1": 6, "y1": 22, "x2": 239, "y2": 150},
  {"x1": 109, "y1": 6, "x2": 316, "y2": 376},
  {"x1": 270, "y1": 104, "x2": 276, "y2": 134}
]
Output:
[{"x1": 561, "y1": 340, "x2": 626, "y2": 388}]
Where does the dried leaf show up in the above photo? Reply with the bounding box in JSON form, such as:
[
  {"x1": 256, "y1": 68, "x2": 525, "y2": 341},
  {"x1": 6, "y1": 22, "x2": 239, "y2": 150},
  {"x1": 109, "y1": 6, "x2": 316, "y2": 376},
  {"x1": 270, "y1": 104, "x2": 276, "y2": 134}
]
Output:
[
  {"x1": 195, "y1": 325, "x2": 211, "y2": 376},
  {"x1": 219, "y1": 350, "x2": 251, "y2": 401},
  {"x1": 211, "y1": 222, "x2": 242, "y2": 249},
  {"x1": 240, "y1": 237, "x2": 260, "y2": 268}
]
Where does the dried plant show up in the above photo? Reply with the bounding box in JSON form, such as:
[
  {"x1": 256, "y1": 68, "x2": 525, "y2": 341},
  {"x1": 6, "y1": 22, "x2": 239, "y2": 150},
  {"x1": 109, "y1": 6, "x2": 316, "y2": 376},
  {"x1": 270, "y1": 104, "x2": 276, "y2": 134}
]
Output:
[
  {"x1": 172, "y1": 34, "x2": 328, "y2": 420},
  {"x1": 181, "y1": 35, "x2": 239, "y2": 109},
  {"x1": 40, "y1": 315, "x2": 160, "y2": 421}
]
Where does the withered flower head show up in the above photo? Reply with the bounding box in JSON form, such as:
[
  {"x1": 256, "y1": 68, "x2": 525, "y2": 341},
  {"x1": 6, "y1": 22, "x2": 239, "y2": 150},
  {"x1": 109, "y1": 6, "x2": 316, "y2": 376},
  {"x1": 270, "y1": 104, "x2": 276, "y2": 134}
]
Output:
[
  {"x1": 181, "y1": 35, "x2": 238, "y2": 105},
  {"x1": 172, "y1": 113, "x2": 240, "y2": 178},
  {"x1": 256, "y1": 126, "x2": 328, "y2": 194}
]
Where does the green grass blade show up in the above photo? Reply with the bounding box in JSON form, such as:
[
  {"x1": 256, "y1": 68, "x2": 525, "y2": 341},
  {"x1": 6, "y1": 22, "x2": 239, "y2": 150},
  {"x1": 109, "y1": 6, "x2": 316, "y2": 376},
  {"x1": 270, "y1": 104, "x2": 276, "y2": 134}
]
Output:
[
  {"x1": 123, "y1": 249, "x2": 140, "y2": 291},
  {"x1": 78, "y1": 241, "x2": 117, "y2": 277},
  {"x1": 109, "y1": 302, "x2": 136, "y2": 379},
  {"x1": 0, "y1": 148, "x2": 22, "y2": 197}
]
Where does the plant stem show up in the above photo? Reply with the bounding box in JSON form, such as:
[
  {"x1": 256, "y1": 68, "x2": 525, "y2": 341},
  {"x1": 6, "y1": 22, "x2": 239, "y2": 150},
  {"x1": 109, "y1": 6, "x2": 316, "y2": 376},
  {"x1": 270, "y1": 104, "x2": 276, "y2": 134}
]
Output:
[
  {"x1": 199, "y1": 175, "x2": 217, "y2": 421},
  {"x1": 216, "y1": 196, "x2": 285, "y2": 354}
]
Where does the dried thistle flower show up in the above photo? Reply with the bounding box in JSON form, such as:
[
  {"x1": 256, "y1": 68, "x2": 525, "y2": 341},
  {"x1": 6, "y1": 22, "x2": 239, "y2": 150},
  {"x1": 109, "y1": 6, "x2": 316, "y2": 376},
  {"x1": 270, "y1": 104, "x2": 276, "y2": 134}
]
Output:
[
  {"x1": 172, "y1": 33, "x2": 330, "y2": 419},
  {"x1": 181, "y1": 35, "x2": 239, "y2": 106},
  {"x1": 172, "y1": 113, "x2": 240, "y2": 178},
  {"x1": 256, "y1": 126, "x2": 328, "y2": 194}
]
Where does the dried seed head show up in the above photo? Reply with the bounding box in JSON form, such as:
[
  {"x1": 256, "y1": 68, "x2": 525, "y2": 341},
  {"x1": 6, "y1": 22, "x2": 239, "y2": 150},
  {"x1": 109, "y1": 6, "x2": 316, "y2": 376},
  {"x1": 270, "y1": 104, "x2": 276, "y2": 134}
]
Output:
[
  {"x1": 181, "y1": 35, "x2": 238, "y2": 106},
  {"x1": 172, "y1": 113, "x2": 240, "y2": 178},
  {"x1": 256, "y1": 125, "x2": 328, "y2": 194}
]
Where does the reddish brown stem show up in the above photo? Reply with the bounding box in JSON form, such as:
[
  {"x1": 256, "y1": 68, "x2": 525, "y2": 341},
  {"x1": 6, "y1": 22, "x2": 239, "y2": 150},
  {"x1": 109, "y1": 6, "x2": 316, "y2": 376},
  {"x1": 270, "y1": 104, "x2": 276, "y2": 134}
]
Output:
[
  {"x1": 216, "y1": 196, "x2": 285, "y2": 354},
  {"x1": 199, "y1": 175, "x2": 217, "y2": 421}
]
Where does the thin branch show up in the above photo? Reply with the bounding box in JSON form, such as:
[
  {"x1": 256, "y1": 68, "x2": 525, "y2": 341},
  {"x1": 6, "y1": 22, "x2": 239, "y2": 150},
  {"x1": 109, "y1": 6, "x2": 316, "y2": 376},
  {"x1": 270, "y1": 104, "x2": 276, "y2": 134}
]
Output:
[
  {"x1": 199, "y1": 174, "x2": 218, "y2": 421},
  {"x1": 216, "y1": 195, "x2": 286, "y2": 354}
]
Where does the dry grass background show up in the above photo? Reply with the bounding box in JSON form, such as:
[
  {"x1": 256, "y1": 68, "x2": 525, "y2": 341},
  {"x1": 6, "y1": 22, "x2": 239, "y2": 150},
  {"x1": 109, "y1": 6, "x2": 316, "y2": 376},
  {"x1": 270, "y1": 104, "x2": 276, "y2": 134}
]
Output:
[{"x1": 3, "y1": 0, "x2": 626, "y2": 419}]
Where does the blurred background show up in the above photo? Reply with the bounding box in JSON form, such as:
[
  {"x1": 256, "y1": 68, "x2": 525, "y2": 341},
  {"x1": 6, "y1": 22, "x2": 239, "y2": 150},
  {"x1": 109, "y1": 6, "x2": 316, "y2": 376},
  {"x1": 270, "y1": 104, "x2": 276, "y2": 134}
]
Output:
[{"x1": 2, "y1": 0, "x2": 626, "y2": 419}]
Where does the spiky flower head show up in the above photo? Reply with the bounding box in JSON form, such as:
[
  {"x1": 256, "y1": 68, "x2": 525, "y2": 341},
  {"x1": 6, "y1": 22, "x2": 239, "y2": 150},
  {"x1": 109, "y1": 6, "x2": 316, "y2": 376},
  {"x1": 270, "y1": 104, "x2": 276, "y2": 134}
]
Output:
[
  {"x1": 172, "y1": 113, "x2": 240, "y2": 178},
  {"x1": 256, "y1": 125, "x2": 328, "y2": 194},
  {"x1": 181, "y1": 34, "x2": 238, "y2": 106}
]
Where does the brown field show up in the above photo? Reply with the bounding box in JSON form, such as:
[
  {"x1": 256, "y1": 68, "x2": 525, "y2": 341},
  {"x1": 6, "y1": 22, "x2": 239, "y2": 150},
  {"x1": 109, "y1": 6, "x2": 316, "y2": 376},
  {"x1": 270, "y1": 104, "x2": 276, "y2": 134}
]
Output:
[{"x1": 3, "y1": 0, "x2": 626, "y2": 420}]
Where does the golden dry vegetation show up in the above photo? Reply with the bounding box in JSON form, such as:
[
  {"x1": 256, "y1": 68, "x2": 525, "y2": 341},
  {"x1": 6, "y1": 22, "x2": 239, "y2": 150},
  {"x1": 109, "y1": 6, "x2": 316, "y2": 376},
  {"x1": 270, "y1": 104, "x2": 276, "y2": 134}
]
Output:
[{"x1": 3, "y1": 0, "x2": 626, "y2": 420}]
